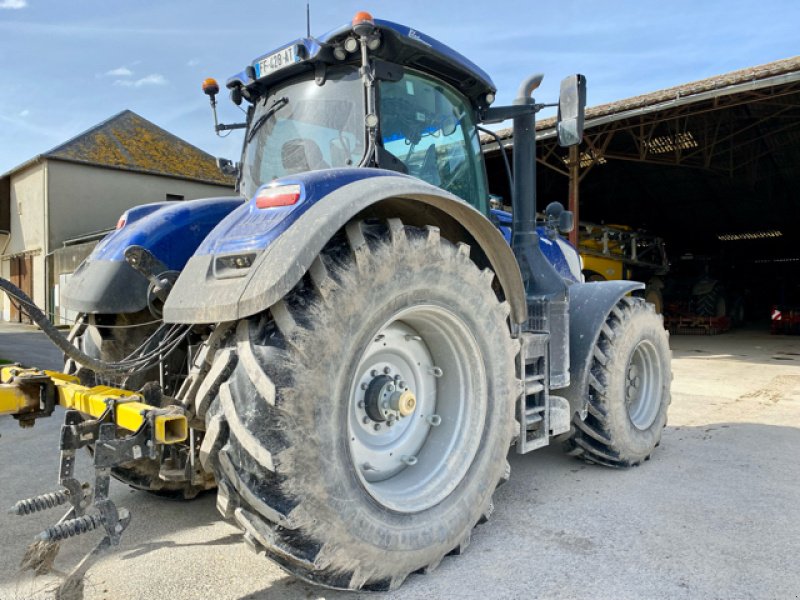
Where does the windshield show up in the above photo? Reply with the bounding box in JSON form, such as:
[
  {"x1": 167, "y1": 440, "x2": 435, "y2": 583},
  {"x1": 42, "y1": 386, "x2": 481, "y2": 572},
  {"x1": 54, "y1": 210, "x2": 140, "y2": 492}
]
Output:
[
  {"x1": 241, "y1": 67, "x2": 365, "y2": 198},
  {"x1": 378, "y1": 70, "x2": 488, "y2": 213}
]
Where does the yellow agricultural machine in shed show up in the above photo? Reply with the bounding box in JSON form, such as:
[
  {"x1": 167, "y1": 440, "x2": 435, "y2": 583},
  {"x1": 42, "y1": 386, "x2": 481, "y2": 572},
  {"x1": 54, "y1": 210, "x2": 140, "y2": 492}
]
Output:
[{"x1": 579, "y1": 221, "x2": 669, "y2": 312}]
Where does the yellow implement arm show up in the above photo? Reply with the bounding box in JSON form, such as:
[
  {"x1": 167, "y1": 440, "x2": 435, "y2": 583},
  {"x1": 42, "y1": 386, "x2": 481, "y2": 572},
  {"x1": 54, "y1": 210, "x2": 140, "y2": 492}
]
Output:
[{"x1": 0, "y1": 366, "x2": 186, "y2": 444}]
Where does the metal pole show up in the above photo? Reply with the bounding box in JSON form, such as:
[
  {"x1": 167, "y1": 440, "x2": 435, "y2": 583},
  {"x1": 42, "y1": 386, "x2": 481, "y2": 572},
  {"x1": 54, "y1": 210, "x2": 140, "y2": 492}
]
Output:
[{"x1": 568, "y1": 144, "x2": 580, "y2": 247}]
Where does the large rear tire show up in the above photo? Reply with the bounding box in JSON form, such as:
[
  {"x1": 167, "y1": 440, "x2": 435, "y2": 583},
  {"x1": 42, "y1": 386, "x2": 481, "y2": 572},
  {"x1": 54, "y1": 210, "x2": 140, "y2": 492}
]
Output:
[
  {"x1": 201, "y1": 219, "x2": 517, "y2": 591},
  {"x1": 564, "y1": 297, "x2": 671, "y2": 467},
  {"x1": 695, "y1": 283, "x2": 726, "y2": 317}
]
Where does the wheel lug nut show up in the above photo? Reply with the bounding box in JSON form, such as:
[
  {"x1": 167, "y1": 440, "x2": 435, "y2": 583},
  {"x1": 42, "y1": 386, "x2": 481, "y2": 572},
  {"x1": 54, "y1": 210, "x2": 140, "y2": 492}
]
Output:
[
  {"x1": 358, "y1": 401, "x2": 365, "y2": 408},
  {"x1": 383, "y1": 366, "x2": 391, "y2": 374},
  {"x1": 361, "y1": 382, "x2": 368, "y2": 390},
  {"x1": 373, "y1": 423, "x2": 381, "y2": 431},
  {"x1": 371, "y1": 370, "x2": 378, "y2": 377},
  {"x1": 362, "y1": 416, "x2": 371, "y2": 424},
  {"x1": 387, "y1": 384, "x2": 395, "y2": 392}
]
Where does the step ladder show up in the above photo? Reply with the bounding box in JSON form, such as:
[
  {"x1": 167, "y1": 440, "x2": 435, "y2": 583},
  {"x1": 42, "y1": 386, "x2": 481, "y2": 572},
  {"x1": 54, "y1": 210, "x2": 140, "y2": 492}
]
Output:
[{"x1": 516, "y1": 332, "x2": 572, "y2": 454}]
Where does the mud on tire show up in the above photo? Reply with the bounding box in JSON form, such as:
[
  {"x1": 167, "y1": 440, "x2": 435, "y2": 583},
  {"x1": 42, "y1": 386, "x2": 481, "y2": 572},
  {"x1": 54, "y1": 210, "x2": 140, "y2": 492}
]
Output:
[
  {"x1": 564, "y1": 297, "x2": 671, "y2": 467},
  {"x1": 201, "y1": 219, "x2": 518, "y2": 591}
]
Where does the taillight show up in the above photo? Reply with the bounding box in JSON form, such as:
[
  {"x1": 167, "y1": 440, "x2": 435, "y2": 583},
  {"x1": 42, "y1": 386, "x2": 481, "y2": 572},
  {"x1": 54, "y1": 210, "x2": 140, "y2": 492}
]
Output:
[
  {"x1": 255, "y1": 184, "x2": 302, "y2": 209},
  {"x1": 116, "y1": 216, "x2": 127, "y2": 229}
]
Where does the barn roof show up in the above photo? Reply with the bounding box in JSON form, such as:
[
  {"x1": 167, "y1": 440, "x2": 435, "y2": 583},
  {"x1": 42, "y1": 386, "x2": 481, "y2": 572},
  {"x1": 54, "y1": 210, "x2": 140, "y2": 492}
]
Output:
[
  {"x1": 2, "y1": 110, "x2": 234, "y2": 186},
  {"x1": 486, "y1": 56, "x2": 800, "y2": 143}
]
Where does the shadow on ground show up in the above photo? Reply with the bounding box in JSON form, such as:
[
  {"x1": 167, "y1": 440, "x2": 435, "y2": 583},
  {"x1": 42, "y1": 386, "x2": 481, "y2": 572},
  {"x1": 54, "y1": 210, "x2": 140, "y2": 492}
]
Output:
[{"x1": 232, "y1": 422, "x2": 800, "y2": 600}]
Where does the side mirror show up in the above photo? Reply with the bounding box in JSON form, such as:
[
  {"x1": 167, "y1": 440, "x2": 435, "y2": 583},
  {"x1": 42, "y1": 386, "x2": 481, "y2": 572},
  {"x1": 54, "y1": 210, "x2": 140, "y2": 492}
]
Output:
[
  {"x1": 557, "y1": 74, "x2": 586, "y2": 147},
  {"x1": 558, "y1": 210, "x2": 574, "y2": 234},
  {"x1": 544, "y1": 201, "x2": 574, "y2": 234},
  {"x1": 216, "y1": 157, "x2": 239, "y2": 177}
]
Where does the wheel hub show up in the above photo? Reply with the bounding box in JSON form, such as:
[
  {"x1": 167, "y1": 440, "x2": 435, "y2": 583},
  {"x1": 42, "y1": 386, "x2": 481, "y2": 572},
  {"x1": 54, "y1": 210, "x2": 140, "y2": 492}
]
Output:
[
  {"x1": 625, "y1": 340, "x2": 663, "y2": 430},
  {"x1": 347, "y1": 306, "x2": 485, "y2": 513},
  {"x1": 364, "y1": 374, "x2": 417, "y2": 422}
]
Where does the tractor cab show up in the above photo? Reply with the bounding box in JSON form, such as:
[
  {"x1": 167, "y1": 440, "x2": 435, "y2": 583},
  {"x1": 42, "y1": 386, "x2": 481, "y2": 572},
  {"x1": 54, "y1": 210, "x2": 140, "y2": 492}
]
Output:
[{"x1": 207, "y1": 13, "x2": 496, "y2": 212}]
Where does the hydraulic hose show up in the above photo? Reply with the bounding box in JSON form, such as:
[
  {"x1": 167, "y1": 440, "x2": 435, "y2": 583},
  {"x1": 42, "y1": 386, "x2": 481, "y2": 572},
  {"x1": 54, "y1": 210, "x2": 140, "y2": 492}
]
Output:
[{"x1": 0, "y1": 277, "x2": 147, "y2": 375}]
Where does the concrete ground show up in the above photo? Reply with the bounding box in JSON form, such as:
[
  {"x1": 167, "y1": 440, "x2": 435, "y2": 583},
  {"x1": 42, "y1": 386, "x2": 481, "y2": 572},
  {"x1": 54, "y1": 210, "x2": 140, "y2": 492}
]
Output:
[{"x1": 0, "y1": 324, "x2": 798, "y2": 600}]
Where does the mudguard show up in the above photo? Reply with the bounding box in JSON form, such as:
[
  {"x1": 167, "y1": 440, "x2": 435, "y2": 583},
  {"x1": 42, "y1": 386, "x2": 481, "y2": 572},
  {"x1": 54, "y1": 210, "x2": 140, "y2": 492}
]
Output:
[
  {"x1": 560, "y1": 280, "x2": 645, "y2": 416},
  {"x1": 62, "y1": 197, "x2": 243, "y2": 314},
  {"x1": 163, "y1": 169, "x2": 527, "y2": 325}
]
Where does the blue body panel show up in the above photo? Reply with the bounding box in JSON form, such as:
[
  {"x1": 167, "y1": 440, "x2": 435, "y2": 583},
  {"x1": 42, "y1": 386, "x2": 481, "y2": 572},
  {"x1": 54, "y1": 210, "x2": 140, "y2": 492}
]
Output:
[
  {"x1": 81, "y1": 180, "x2": 575, "y2": 299},
  {"x1": 90, "y1": 197, "x2": 243, "y2": 269},
  {"x1": 119, "y1": 201, "x2": 178, "y2": 227},
  {"x1": 196, "y1": 168, "x2": 398, "y2": 256},
  {"x1": 490, "y1": 208, "x2": 581, "y2": 284}
]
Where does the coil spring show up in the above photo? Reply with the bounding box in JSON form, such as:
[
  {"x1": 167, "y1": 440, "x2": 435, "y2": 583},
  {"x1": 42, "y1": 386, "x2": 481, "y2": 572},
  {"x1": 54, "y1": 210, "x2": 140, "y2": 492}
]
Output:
[
  {"x1": 10, "y1": 491, "x2": 69, "y2": 516},
  {"x1": 38, "y1": 514, "x2": 104, "y2": 542}
]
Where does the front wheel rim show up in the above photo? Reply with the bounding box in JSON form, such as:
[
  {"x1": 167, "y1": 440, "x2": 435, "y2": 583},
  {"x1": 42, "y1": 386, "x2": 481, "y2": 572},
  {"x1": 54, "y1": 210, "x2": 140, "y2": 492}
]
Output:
[
  {"x1": 625, "y1": 339, "x2": 663, "y2": 430},
  {"x1": 347, "y1": 304, "x2": 486, "y2": 513}
]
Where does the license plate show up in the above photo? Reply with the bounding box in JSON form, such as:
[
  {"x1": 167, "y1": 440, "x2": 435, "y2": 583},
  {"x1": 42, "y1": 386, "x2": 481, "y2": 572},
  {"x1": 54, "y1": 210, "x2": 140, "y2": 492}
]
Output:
[{"x1": 255, "y1": 45, "x2": 301, "y2": 78}]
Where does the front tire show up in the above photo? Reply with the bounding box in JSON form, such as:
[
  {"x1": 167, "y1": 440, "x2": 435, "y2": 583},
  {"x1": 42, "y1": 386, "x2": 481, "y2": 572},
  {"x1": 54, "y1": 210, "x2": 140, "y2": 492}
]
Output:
[
  {"x1": 202, "y1": 219, "x2": 517, "y2": 591},
  {"x1": 565, "y1": 297, "x2": 671, "y2": 467}
]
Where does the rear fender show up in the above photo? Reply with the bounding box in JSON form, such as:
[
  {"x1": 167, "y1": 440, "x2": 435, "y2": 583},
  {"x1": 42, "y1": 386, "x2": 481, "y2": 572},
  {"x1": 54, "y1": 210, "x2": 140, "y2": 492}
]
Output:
[
  {"x1": 560, "y1": 281, "x2": 645, "y2": 417},
  {"x1": 163, "y1": 171, "x2": 526, "y2": 324}
]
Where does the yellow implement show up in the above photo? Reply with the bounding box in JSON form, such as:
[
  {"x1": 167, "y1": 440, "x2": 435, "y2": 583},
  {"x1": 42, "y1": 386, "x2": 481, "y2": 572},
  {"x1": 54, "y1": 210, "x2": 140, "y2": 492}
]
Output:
[{"x1": 0, "y1": 366, "x2": 186, "y2": 444}]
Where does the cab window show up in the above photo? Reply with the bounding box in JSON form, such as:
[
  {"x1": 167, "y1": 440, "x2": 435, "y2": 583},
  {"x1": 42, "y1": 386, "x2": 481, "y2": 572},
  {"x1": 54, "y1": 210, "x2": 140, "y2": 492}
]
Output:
[{"x1": 378, "y1": 71, "x2": 488, "y2": 213}]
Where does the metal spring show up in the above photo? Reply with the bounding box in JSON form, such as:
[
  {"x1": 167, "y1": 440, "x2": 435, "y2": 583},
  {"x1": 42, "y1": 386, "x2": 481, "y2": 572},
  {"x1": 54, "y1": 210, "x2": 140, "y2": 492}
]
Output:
[
  {"x1": 38, "y1": 514, "x2": 104, "y2": 542},
  {"x1": 9, "y1": 491, "x2": 69, "y2": 516}
]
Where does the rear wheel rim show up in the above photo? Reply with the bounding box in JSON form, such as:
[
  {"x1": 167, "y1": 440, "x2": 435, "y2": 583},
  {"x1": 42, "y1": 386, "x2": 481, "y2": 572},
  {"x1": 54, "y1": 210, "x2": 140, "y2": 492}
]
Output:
[
  {"x1": 347, "y1": 304, "x2": 485, "y2": 513},
  {"x1": 625, "y1": 339, "x2": 663, "y2": 430}
]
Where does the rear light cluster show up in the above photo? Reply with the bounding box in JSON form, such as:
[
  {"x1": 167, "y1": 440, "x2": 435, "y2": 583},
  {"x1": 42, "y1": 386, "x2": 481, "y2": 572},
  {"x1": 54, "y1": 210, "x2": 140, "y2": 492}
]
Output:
[
  {"x1": 116, "y1": 212, "x2": 128, "y2": 229},
  {"x1": 256, "y1": 184, "x2": 302, "y2": 209}
]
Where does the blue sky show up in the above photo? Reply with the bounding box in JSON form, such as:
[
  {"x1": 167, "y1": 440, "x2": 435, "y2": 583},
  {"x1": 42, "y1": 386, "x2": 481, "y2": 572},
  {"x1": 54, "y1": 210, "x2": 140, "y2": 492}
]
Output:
[{"x1": 0, "y1": 0, "x2": 797, "y2": 174}]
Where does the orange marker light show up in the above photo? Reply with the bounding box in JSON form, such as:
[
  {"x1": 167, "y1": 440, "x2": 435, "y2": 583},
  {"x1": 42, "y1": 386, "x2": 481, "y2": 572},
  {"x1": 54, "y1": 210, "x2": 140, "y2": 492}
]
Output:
[
  {"x1": 202, "y1": 78, "x2": 220, "y2": 96},
  {"x1": 352, "y1": 11, "x2": 374, "y2": 26}
]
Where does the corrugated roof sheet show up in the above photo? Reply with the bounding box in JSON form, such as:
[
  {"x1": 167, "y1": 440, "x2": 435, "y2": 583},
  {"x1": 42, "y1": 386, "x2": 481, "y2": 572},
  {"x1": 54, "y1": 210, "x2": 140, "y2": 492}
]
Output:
[
  {"x1": 487, "y1": 56, "x2": 800, "y2": 141},
  {"x1": 578, "y1": 56, "x2": 799, "y2": 121},
  {"x1": 6, "y1": 110, "x2": 234, "y2": 186}
]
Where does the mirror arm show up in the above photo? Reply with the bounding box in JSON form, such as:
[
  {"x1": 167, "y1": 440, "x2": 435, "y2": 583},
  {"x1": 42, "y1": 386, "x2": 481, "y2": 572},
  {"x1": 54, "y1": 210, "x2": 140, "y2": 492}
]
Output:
[
  {"x1": 480, "y1": 104, "x2": 535, "y2": 124},
  {"x1": 480, "y1": 102, "x2": 558, "y2": 124},
  {"x1": 216, "y1": 122, "x2": 247, "y2": 132}
]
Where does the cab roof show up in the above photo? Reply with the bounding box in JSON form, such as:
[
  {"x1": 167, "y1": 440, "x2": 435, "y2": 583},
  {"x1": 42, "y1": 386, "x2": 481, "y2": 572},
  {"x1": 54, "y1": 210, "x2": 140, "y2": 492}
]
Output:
[{"x1": 227, "y1": 19, "x2": 496, "y2": 108}]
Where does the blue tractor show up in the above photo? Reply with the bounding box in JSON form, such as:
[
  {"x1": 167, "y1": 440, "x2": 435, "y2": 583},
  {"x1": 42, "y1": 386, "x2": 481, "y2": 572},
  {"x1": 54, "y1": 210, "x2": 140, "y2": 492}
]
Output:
[{"x1": 4, "y1": 12, "x2": 670, "y2": 592}]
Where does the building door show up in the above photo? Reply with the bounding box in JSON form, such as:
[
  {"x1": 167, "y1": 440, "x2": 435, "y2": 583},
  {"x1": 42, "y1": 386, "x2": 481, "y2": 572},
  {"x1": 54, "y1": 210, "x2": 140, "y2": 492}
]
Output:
[{"x1": 9, "y1": 255, "x2": 33, "y2": 324}]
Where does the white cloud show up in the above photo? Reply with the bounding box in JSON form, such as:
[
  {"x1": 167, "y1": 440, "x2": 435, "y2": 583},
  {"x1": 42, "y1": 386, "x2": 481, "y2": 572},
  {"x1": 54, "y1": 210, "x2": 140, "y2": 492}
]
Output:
[
  {"x1": 19, "y1": 109, "x2": 29, "y2": 117},
  {"x1": 186, "y1": 58, "x2": 200, "y2": 67},
  {"x1": 0, "y1": 0, "x2": 27, "y2": 9},
  {"x1": 105, "y1": 66, "x2": 132, "y2": 77},
  {"x1": 114, "y1": 73, "x2": 168, "y2": 88}
]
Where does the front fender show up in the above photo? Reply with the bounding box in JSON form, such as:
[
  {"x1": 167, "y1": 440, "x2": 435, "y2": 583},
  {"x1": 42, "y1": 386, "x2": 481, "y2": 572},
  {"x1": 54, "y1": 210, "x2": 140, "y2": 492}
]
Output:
[
  {"x1": 163, "y1": 170, "x2": 526, "y2": 324},
  {"x1": 62, "y1": 197, "x2": 243, "y2": 314},
  {"x1": 560, "y1": 280, "x2": 645, "y2": 416}
]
